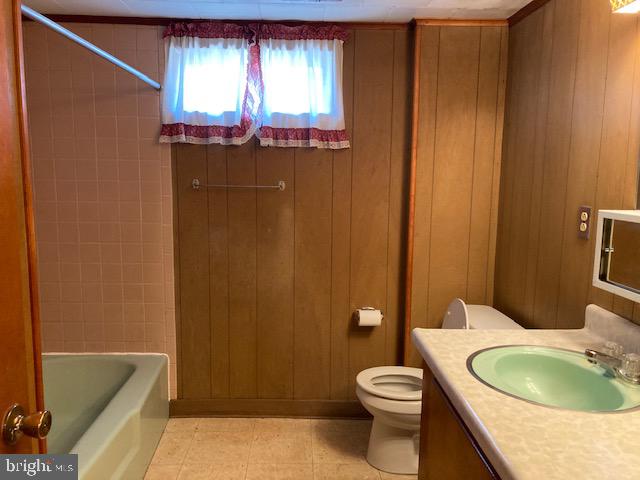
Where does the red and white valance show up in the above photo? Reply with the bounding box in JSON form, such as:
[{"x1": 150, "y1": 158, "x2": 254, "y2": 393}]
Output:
[{"x1": 160, "y1": 21, "x2": 349, "y2": 149}]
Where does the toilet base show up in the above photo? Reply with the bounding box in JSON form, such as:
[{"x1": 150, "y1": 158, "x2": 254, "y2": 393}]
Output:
[{"x1": 365, "y1": 418, "x2": 420, "y2": 475}]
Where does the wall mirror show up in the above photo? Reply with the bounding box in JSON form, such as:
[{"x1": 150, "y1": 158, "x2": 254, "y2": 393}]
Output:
[{"x1": 593, "y1": 210, "x2": 640, "y2": 303}]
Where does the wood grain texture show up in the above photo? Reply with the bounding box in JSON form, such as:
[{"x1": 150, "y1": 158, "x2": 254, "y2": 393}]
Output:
[
  {"x1": 174, "y1": 28, "x2": 411, "y2": 406},
  {"x1": 256, "y1": 147, "x2": 294, "y2": 399},
  {"x1": 294, "y1": 148, "x2": 332, "y2": 399},
  {"x1": 170, "y1": 398, "x2": 368, "y2": 418},
  {"x1": 227, "y1": 143, "x2": 258, "y2": 398},
  {"x1": 0, "y1": 0, "x2": 40, "y2": 454},
  {"x1": 175, "y1": 145, "x2": 210, "y2": 398},
  {"x1": 407, "y1": 24, "x2": 508, "y2": 366},
  {"x1": 207, "y1": 145, "x2": 230, "y2": 398},
  {"x1": 496, "y1": 0, "x2": 640, "y2": 329},
  {"x1": 330, "y1": 35, "x2": 354, "y2": 400},
  {"x1": 348, "y1": 29, "x2": 395, "y2": 395},
  {"x1": 419, "y1": 364, "x2": 498, "y2": 480}
]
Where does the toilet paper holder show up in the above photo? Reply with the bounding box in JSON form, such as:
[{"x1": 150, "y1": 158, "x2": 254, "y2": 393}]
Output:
[{"x1": 355, "y1": 307, "x2": 384, "y2": 323}]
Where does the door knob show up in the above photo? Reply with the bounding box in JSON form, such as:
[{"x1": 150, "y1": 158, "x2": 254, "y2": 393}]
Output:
[{"x1": 2, "y1": 404, "x2": 52, "y2": 445}]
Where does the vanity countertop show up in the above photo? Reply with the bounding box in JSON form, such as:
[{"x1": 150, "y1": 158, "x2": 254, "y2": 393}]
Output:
[{"x1": 411, "y1": 305, "x2": 640, "y2": 480}]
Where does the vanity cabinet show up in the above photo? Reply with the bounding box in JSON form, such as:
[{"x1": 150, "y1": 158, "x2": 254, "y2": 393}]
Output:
[{"x1": 419, "y1": 364, "x2": 500, "y2": 480}]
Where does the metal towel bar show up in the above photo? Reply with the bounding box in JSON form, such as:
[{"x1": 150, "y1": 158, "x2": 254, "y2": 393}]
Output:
[{"x1": 191, "y1": 178, "x2": 286, "y2": 191}]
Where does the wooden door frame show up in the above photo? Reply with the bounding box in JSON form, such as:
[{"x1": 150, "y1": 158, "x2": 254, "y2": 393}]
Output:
[{"x1": 0, "y1": 0, "x2": 45, "y2": 453}]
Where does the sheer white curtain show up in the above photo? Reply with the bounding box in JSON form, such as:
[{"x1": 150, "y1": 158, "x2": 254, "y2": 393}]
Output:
[
  {"x1": 258, "y1": 36, "x2": 349, "y2": 149},
  {"x1": 160, "y1": 22, "x2": 349, "y2": 149},
  {"x1": 160, "y1": 31, "x2": 260, "y2": 145}
]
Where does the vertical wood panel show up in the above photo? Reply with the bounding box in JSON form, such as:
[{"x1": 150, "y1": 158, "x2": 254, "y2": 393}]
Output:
[
  {"x1": 556, "y1": 0, "x2": 611, "y2": 328},
  {"x1": 348, "y1": 29, "x2": 394, "y2": 391},
  {"x1": 330, "y1": 34, "x2": 354, "y2": 400},
  {"x1": 485, "y1": 27, "x2": 509, "y2": 305},
  {"x1": 521, "y1": 6, "x2": 554, "y2": 321},
  {"x1": 294, "y1": 149, "x2": 332, "y2": 399},
  {"x1": 496, "y1": 11, "x2": 546, "y2": 324},
  {"x1": 408, "y1": 27, "x2": 439, "y2": 367},
  {"x1": 207, "y1": 144, "x2": 230, "y2": 398},
  {"x1": 497, "y1": 0, "x2": 640, "y2": 329},
  {"x1": 385, "y1": 29, "x2": 411, "y2": 365},
  {"x1": 531, "y1": 0, "x2": 581, "y2": 328},
  {"x1": 467, "y1": 27, "x2": 503, "y2": 305},
  {"x1": 176, "y1": 144, "x2": 210, "y2": 398},
  {"x1": 408, "y1": 24, "x2": 507, "y2": 367},
  {"x1": 227, "y1": 142, "x2": 258, "y2": 398},
  {"x1": 256, "y1": 147, "x2": 294, "y2": 398},
  {"x1": 427, "y1": 27, "x2": 480, "y2": 330},
  {"x1": 175, "y1": 27, "x2": 413, "y2": 406}
]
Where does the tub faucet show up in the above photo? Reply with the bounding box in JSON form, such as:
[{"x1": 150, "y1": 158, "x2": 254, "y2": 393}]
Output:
[{"x1": 585, "y1": 342, "x2": 640, "y2": 385}]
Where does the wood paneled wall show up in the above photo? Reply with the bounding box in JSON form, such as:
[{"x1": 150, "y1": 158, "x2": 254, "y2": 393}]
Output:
[
  {"x1": 173, "y1": 27, "x2": 411, "y2": 411},
  {"x1": 495, "y1": 0, "x2": 640, "y2": 329},
  {"x1": 407, "y1": 24, "x2": 509, "y2": 365}
]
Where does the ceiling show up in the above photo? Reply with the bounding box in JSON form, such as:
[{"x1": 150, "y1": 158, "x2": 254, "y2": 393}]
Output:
[{"x1": 24, "y1": 0, "x2": 533, "y2": 22}]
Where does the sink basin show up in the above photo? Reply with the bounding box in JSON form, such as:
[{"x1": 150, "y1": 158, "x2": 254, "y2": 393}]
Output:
[{"x1": 468, "y1": 345, "x2": 640, "y2": 412}]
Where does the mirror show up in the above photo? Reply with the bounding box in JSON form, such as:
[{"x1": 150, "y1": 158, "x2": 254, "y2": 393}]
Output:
[{"x1": 593, "y1": 210, "x2": 640, "y2": 302}]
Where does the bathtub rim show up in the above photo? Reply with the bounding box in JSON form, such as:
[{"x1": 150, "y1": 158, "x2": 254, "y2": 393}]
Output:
[{"x1": 42, "y1": 352, "x2": 169, "y2": 478}]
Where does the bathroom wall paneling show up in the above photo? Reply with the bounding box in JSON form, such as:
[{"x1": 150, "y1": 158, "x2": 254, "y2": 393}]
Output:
[
  {"x1": 172, "y1": 27, "x2": 412, "y2": 414},
  {"x1": 495, "y1": 0, "x2": 640, "y2": 329},
  {"x1": 406, "y1": 24, "x2": 509, "y2": 366}
]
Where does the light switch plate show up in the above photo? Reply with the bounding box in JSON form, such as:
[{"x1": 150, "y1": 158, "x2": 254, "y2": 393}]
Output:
[{"x1": 578, "y1": 205, "x2": 592, "y2": 240}]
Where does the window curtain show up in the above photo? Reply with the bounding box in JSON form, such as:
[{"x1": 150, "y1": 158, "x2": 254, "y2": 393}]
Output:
[
  {"x1": 160, "y1": 23, "x2": 261, "y2": 145},
  {"x1": 160, "y1": 22, "x2": 349, "y2": 149},
  {"x1": 257, "y1": 25, "x2": 350, "y2": 149}
]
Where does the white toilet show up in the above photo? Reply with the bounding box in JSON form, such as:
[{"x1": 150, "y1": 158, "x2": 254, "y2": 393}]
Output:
[{"x1": 356, "y1": 298, "x2": 523, "y2": 474}]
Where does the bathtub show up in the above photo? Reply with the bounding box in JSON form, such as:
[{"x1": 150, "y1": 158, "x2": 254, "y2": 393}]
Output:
[{"x1": 43, "y1": 354, "x2": 169, "y2": 480}]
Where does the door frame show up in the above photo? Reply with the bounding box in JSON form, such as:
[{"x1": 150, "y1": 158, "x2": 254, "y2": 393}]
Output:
[{"x1": 0, "y1": 0, "x2": 45, "y2": 454}]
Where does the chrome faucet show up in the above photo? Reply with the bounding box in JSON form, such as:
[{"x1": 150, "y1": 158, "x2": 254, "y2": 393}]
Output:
[
  {"x1": 584, "y1": 349, "x2": 622, "y2": 376},
  {"x1": 585, "y1": 342, "x2": 640, "y2": 385}
]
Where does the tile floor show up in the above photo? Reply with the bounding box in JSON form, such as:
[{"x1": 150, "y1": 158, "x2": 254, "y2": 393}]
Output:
[{"x1": 145, "y1": 418, "x2": 417, "y2": 480}]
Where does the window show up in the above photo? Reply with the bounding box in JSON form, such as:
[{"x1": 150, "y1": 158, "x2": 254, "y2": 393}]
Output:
[
  {"x1": 181, "y1": 39, "x2": 248, "y2": 118},
  {"x1": 160, "y1": 22, "x2": 349, "y2": 149},
  {"x1": 261, "y1": 40, "x2": 335, "y2": 116}
]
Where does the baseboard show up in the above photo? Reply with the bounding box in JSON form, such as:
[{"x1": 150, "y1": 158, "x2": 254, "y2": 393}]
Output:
[{"x1": 170, "y1": 398, "x2": 369, "y2": 418}]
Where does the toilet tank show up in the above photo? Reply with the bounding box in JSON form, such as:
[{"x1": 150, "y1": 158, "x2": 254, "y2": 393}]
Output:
[{"x1": 442, "y1": 299, "x2": 524, "y2": 330}]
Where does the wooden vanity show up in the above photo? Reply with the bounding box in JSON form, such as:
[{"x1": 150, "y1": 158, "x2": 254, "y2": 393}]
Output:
[{"x1": 419, "y1": 364, "x2": 500, "y2": 480}]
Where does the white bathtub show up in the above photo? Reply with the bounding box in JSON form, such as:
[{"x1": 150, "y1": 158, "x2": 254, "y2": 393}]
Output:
[{"x1": 43, "y1": 354, "x2": 169, "y2": 480}]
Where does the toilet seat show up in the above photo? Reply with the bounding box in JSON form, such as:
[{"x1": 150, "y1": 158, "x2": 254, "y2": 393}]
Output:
[{"x1": 356, "y1": 366, "x2": 423, "y2": 401}]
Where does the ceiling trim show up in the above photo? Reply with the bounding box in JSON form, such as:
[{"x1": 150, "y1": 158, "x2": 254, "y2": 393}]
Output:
[
  {"x1": 415, "y1": 18, "x2": 509, "y2": 27},
  {"x1": 508, "y1": 0, "x2": 553, "y2": 26},
  {"x1": 22, "y1": 14, "x2": 411, "y2": 30}
]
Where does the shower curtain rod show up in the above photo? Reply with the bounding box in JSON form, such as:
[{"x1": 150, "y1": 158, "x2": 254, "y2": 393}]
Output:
[{"x1": 21, "y1": 4, "x2": 162, "y2": 90}]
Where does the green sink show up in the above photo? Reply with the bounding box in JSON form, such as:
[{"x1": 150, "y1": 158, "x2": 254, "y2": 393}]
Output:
[{"x1": 468, "y1": 345, "x2": 640, "y2": 412}]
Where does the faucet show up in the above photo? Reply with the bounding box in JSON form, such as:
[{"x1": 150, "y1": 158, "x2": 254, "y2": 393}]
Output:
[{"x1": 585, "y1": 342, "x2": 640, "y2": 385}]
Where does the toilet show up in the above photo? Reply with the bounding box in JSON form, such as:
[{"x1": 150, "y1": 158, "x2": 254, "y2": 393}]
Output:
[{"x1": 356, "y1": 298, "x2": 523, "y2": 474}]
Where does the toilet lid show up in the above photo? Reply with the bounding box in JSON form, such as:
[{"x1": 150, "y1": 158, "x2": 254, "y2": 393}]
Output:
[{"x1": 356, "y1": 366, "x2": 423, "y2": 401}]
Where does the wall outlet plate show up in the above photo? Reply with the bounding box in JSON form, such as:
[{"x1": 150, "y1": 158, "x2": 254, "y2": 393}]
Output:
[{"x1": 578, "y1": 205, "x2": 592, "y2": 240}]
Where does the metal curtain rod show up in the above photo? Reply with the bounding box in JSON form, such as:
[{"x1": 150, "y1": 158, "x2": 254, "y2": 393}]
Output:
[
  {"x1": 192, "y1": 178, "x2": 286, "y2": 191},
  {"x1": 21, "y1": 5, "x2": 162, "y2": 91}
]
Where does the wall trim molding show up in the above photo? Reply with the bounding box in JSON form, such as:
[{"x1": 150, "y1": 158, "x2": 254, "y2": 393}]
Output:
[
  {"x1": 22, "y1": 14, "x2": 410, "y2": 30},
  {"x1": 508, "y1": 0, "x2": 553, "y2": 26},
  {"x1": 415, "y1": 19, "x2": 509, "y2": 27},
  {"x1": 170, "y1": 399, "x2": 369, "y2": 418}
]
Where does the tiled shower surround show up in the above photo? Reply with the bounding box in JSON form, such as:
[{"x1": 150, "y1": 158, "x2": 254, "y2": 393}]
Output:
[{"x1": 23, "y1": 22, "x2": 177, "y2": 397}]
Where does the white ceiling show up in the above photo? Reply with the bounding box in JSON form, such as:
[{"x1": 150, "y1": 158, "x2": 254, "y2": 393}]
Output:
[{"x1": 24, "y1": 0, "x2": 533, "y2": 22}]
